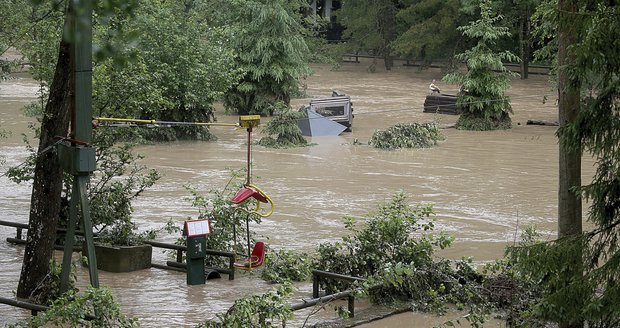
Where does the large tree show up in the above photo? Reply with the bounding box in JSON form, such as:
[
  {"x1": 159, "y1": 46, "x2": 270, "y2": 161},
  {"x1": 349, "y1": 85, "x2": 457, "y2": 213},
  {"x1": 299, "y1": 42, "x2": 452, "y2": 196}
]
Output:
[
  {"x1": 338, "y1": 0, "x2": 401, "y2": 70},
  {"x1": 16, "y1": 2, "x2": 72, "y2": 299},
  {"x1": 443, "y1": 0, "x2": 519, "y2": 131},
  {"x1": 222, "y1": 0, "x2": 311, "y2": 115},
  {"x1": 556, "y1": 1, "x2": 583, "y2": 326},
  {"x1": 512, "y1": 1, "x2": 620, "y2": 327},
  {"x1": 392, "y1": 0, "x2": 468, "y2": 67},
  {"x1": 93, "y1": 0, "x2": 239, "y2": 140}
]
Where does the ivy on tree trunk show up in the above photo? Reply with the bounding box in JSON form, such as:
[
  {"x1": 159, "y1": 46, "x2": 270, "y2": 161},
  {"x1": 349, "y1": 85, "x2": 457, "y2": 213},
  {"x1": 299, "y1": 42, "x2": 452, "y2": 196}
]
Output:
[{"x1": 17, "y1": 7, "x2": 71, "y2": 300}]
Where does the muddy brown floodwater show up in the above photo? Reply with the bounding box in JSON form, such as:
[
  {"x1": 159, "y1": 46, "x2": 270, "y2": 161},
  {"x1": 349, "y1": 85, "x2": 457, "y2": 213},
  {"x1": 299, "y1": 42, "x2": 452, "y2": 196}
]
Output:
[{"x1": 1, "y1": 63, "x2": 592, "y2": 327}]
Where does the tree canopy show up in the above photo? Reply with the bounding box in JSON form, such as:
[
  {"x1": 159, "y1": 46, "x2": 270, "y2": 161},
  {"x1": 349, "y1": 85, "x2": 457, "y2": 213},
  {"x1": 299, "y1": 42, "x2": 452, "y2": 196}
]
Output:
[
  {"x1": 222, "y1": 0, "x2": 311, "y2": 116},
  {"x1": 443, "y1": 0, "x2": 519, "y2": 130}
]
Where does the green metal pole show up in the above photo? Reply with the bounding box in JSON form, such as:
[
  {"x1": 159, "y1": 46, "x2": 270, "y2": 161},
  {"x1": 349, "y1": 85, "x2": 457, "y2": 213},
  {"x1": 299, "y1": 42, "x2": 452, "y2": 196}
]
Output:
[
  {"x1": 60, "y1": 0, "x2": 98, "y2": 291},
  {"x1": 78, "y1": 175, "x2": 98, "y2": 287},
  {"x1": 60, "y1": 178, "x2": 79, "y2": 292},
  {"x1": 74, "y1": 0, "x2": 97, "y2": 289},
  {"x1": 73, "y1": 0, "x2": 93, "y2": 144}
]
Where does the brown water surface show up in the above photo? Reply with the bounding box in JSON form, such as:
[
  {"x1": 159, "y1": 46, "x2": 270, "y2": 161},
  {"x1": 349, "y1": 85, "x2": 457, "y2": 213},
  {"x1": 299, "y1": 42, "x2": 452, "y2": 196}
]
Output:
[{"x1": 0, "y1": 63, "x2": 586, "y2": 327}]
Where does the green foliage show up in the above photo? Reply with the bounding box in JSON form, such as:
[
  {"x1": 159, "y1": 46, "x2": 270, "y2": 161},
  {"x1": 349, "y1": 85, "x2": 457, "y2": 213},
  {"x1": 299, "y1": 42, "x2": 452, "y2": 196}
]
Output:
[
  {"x1": 258, "y1": 102, "x2": 308, "y2": 149},
  {"x1": 509, "y1": 237, "x2": 590, "y2": 325},
  {"x1": 196, "y1": 283, "x2": 294, "y2": 328},
  {"x1": 369, "y1": 122, "x2": 444, "y2": 150},
  {"x1": 0, "y1": 0, "x2": 29, "y2": 68},
  {"x1": 184, "y1": 169, "x2": 258, "y2": 267},
  {"x1": 366, "y1": 260, "x2": 490, "y2": 324},
  {"x1": 513, "y1": 3, "x2": 620, "y2": 326},
  {"x1": 83, "y1": 130, "x2": 160, "y2": 246},
  {"x1": 261, "y1": 249, "x2": 311, "y2": 283},
  {"x1": 530, "y1": 0, "x2": 558, "y2": 66},
  {"x1": 392, "y1": 0, "x2": 469, "y2": 66},
  {"x1": 313, "y1": 192, "x2": 453, "y2": 292},
  {"x1": 222, "y1": 0, "x2": 311, "y2": 115},
  {"x1": 92, "y1": 0, "x2": 239, "y2": 141},
  {"x1": 27, "y1": 259, "x2": 78, "y2": 306},
  {"x1": 443, "y1": 0, "x2": 519, "y2": 131},
  {"x1": 12, "y1": 1, "x2": 65, "y2": 85},
  {"x1": 8, "y1": 287, "x2": 139, "y2": 328},
  {"x1": 338, "y1": 0, "x2": 400, "y2": 69}
]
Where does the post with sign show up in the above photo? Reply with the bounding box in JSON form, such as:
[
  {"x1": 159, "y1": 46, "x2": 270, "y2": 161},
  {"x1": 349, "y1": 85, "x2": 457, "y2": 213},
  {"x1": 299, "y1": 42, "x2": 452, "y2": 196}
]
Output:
[{"x1": 184, "y1": 219, "x2": 211, "y2": 285}]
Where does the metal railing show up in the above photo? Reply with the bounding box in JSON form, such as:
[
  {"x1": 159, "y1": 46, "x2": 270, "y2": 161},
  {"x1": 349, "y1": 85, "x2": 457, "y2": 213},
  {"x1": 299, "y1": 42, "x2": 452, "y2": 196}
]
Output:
[
  {"x1": 0, "y1": 220, "x2": 89, "y2": 251},
  {"x1": 145, "y1": 240, "x2": 236, "y2": 280},
  {"x1": 290, "y1": 270, "x2": 366, "y2": 318}
]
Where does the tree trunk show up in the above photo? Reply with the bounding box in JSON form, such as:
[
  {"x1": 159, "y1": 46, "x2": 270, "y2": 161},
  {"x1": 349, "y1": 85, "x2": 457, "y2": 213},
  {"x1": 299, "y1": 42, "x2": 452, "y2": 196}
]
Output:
[
  {"x1": 383, "y1": 53, "x2": 393, "y2": 71},
  {"x1": 16, "y1": 9, "x2": 71, "y2": 300},
  {"x1": 557, "y1": 0, "x2": 583, "y2": 327},
  {"x1": 519, "y1": 8, "x2": 530, "y2": 80}
]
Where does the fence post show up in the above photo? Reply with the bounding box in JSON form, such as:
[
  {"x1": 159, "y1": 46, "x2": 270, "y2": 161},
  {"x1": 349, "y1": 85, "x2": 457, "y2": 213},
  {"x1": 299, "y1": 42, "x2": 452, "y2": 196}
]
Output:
[{"x1": 312, "y1": 273, "x2": 320, "y2": 298}]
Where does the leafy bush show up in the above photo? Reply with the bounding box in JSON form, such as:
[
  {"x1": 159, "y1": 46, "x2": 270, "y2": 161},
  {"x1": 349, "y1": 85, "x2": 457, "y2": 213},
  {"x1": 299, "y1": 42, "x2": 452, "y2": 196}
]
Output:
[
  {"x1": 181, "y1": 169, "x2": 258, "y2": 267},
  {"x1": 8, "y1": 287, "x2": 139, "y2": 328},
  {"x1": 369, "y1": 123, "x2": 444, "y2": 150},
  {"x1": 6, "y1": 128, "x2": 160, "y2": 247},
  {"x1": 196, "y1": 283, "x2": 294, "y2": 328},
  {"x1": 258, "y1": 102, "x2": 308, "y2": 149},
  {"x1": 261, "y1": 249, "x2": 312, "y2": 283},
  {"x1": 313, "y1": 192, "x2": 453, "y2": 293},
  {"x1": 85, "y1": 130, "x2": 160, "y2": 246}
]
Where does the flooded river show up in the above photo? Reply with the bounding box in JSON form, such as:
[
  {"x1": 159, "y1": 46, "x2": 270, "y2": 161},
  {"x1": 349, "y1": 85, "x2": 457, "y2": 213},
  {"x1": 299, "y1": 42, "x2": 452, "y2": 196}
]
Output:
[{"x1": 0, "y1": 63, "x2": 585, "y2": 326}]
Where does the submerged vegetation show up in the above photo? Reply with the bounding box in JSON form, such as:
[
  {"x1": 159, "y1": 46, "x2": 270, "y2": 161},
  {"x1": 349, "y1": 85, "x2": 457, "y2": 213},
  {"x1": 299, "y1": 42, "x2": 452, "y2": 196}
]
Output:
[
  {"x1": 258, "y1": 102, "x2": 309, "y2": 149},
  {"x1": 369, "y1": 123, "x2": 444, "y2": 150},
  {"x1": 7, "y1": 287, "x2": 139, "y2": 328},
  {"x1": 193, "y1": 192, "x2": 548, "y2": 327}
]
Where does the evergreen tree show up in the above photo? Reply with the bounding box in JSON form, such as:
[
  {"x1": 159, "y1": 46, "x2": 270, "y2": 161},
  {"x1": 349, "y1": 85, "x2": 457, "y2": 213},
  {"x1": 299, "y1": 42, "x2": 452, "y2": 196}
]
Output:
[
  {"x1": 443, "y1": 0, "x2": 519, "y2": 130},
  {"x1": 511, "y1": 2, "x2": 620, "y2": 327},
  {"x1": 223, "y1": 0, "x2": 311, "y2": 116}
]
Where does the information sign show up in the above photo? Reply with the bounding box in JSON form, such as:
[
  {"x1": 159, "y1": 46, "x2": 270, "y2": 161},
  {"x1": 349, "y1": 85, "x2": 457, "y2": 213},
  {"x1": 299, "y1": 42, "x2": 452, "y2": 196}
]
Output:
[{"x1": 184, "y1": 219, "x2": 211, "y2": 237}]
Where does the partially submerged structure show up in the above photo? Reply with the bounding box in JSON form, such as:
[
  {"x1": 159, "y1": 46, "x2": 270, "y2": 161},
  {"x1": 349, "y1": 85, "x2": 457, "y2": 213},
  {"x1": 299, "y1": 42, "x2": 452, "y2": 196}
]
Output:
[
  {"x1": 298, "y1": 91, "x2": 354, "y2": 136},
  {"x1": 423, "y1": 94, "x2": 460, "y2": 115}
]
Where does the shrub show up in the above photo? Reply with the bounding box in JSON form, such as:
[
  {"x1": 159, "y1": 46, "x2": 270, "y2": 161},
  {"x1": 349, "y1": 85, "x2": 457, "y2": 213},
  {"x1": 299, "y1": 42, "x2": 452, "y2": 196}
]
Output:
[
  {"x1": 8, "y1": 287, "x2": 139, "y2": 328},
  {"x1": 258, "y1": 102, "x2": 308, "y2": 149},
  {"x1": 196, "y1": 283, "x2": 294, "y2": 328},
  {"x1": 369, "y1": 123, "x2": 444, "y2": 150},
  {"x1": 261, "y1": 249, "x2": 312, "y2": 283},
  {"x1": 313, "y1": 192, "x2": 453, "y2": 292}
]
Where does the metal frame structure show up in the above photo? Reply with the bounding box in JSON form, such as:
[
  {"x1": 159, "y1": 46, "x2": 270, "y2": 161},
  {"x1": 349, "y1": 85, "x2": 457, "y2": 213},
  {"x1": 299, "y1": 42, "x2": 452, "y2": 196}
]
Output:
[{"x1": 58, "y1": 0, "x2": 98, "y2": 291}]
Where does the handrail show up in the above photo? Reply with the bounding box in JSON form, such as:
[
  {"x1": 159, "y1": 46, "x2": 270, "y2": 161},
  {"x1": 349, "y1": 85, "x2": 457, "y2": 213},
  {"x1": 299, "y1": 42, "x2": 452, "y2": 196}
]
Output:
[
  {"x1": 286, "y1": 269, "x2": 367, "y2": 321},
  {"x1": 144, "y1": 240, "x2": 236, "y2": 280},
  {"x1": 311, "y1": 269, "x2": 366, "y2": 298},
  {"x1": 0, "y1": 296, "x2": 96, "y2": 319},
  {"x1": 290, "y1": 290, "x2": 356, "y2": 317},
  {"x1": 0, "y1": 296, "x2": 48, "y2": 316}
]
